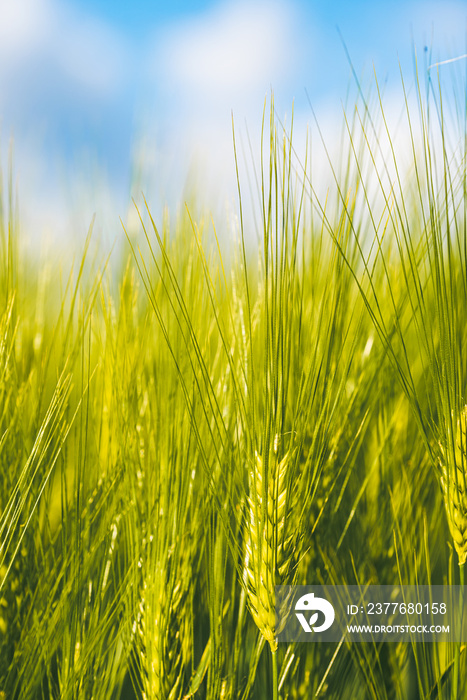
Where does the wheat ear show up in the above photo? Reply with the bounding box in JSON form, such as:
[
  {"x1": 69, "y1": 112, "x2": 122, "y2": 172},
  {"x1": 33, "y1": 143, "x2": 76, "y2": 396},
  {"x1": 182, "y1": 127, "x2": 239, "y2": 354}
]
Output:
[
  {"x1": 440, "y1": 406, "x2": 467, "y2": 566},
  {"x1": 136, "y1": 553, "x2": 189, "y2": 700},
  {"x1": 244, "y1": 439, "x2": 295, "y2": 651}
]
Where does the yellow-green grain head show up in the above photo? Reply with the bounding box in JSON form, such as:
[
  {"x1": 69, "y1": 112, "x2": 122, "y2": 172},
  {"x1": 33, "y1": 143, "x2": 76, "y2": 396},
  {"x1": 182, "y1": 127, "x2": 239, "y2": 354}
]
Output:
[
  {"x1": 440, "y1": 406, "x2": 467, "y2": 566},
  {"x1": 244, "y1": 438, "x2": 296, "y2": 651}
]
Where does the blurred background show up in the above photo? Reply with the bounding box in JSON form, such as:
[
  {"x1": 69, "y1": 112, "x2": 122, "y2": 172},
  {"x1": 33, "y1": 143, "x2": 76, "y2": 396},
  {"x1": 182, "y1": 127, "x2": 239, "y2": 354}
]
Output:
[{"x1": 0, "y1": 0, "x2": 465, "y2": 249}]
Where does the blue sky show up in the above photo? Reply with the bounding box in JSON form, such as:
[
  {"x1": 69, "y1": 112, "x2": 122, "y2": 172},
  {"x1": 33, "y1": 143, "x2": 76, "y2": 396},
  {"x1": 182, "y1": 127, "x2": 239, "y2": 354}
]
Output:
[{"x1": 0, "y1": 0, "x2": 465, "y2": 245}]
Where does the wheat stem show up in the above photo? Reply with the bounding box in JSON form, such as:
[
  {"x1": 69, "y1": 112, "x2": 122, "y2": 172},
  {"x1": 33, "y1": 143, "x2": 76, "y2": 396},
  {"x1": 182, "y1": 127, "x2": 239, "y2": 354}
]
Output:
[
  {"x1": 452, "y1": 561, "x2": 465, "y2": 700},
  {"x1": 272, "y1": 648, "x2": 279, "y2": 700}
]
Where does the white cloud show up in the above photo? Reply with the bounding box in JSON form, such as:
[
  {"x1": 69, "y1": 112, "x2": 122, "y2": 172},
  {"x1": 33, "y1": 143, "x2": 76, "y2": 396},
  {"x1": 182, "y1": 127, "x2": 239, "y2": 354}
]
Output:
[
  {"x1": 154, "y1": 0, "x2": 300, "y2": 98},
  {"x1": 0, "y1": 0, "x2": 51, "y2": 57},
  {"x1": 137, "y1": 0, "x2": 311, "y2": 230},
  {"x1": 0, "y1": 0, "x2": 132, "y2": 249},
  {"x1": 0, "y1": 0, "x2": 129, "y2": 99}
]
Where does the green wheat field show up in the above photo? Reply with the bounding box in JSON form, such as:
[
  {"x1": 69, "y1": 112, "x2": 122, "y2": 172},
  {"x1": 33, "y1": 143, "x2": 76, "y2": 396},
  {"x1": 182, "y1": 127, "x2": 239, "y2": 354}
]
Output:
[{"x1": 1, "y1": 61, "x2": 467, "y2": 699}]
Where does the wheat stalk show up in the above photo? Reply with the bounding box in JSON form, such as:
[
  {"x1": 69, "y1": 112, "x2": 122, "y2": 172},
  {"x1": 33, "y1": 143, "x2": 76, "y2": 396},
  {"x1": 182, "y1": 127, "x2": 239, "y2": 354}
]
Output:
[
  {"x1": 439, "y1": 406, "x2": 467, "y2": 566},
  {"x1": 244, "y1": 437, "x2": 296, "y2": 652}
]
